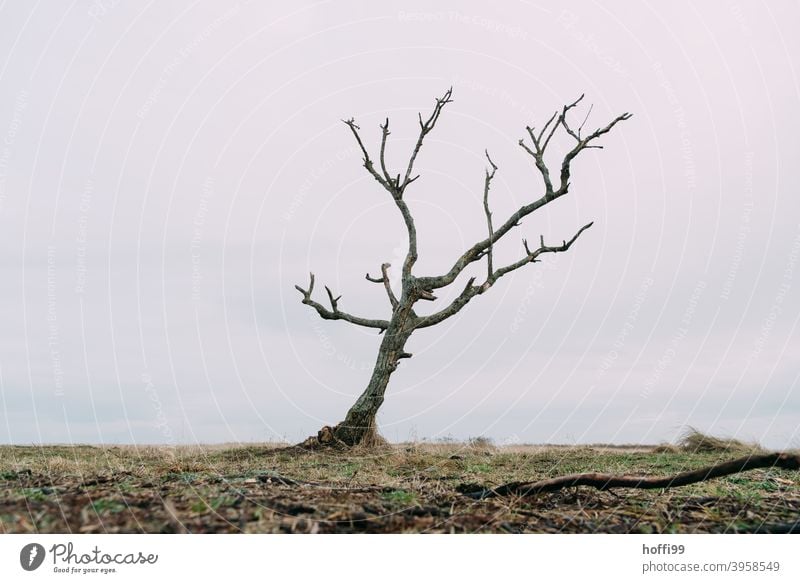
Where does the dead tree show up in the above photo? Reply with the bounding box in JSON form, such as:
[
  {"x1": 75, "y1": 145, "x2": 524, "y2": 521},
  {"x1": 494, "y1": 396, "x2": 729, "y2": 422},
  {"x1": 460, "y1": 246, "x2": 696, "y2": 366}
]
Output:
[{"x1": 295, "y1": 89, "x2": 631, "y2": 447}]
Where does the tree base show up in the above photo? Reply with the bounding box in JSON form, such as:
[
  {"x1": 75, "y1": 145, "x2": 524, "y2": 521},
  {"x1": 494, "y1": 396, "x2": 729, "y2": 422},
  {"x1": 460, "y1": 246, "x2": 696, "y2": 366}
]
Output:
[{"x1": 297, "y1": 423, "x2": 388, "y2": 450}]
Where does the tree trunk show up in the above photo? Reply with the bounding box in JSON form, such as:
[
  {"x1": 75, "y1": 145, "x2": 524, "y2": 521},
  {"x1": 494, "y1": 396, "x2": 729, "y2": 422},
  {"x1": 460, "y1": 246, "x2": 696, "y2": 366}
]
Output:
[{"x1": 330, "y1": 305, "x2": 414, "y2": 446}]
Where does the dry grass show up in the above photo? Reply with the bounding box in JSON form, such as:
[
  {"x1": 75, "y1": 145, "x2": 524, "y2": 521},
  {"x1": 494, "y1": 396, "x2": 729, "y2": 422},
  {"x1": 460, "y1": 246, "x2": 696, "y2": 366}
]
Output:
[
  {"x1": 677, "y1": 428, "x2": 763, "y2": 454},
  {"x1": 652, "y1": 429, "x2": 765, "y2": 455},
  {"x1": 1, "y1": 441, "x2": 797, "y2": 533}
]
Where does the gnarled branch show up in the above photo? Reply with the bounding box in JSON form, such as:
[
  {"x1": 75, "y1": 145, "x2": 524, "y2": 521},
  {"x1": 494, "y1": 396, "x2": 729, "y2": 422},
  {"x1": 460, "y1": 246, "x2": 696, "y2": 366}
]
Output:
[
  {"x1": 365, "y1": 263, "x2": 399, "y2": 310},
  {"x1": 489, "y1": 222, "x2": 593, "y2": 283},
  {"x1": 314, "y1": 92, "x2": 628, "y2": 334},
  {"x1": 415, "y1": 277, "x2": 478, "y2": 329},
  {"x1": 417, "y1": 98, "x2": 630, "y2": 293},
  {"x1": 415, "y1": 223, "x2": 592, "y2": 329},
  {"x1": 342, "y1": 119, "x2": 393, "y2": 194},
  {"x1": 557, "y1": 97, "x2": 632, "y2": 195},
  {"x1": 342, "y1": 89, "x2": 454, "y2": 285},
  {"x1": 462, "y1": 452, "x2": 800, "y2": 499},
  {"x1": 378, "y1": 118, "x2": 393, "y2": 187},
  {"x1": 482, "y1": 150, "x2": 498, "y2": 279},
  {"x1": 295, "y1": 273, "x2": 389, "y2": 331},
  {"x1": 402, "y1": 87, "x2": 453, "y2": 192}
]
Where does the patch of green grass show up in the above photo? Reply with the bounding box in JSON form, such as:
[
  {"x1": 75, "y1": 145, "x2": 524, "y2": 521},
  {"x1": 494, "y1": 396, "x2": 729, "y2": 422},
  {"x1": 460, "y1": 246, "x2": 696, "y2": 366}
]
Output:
[
  {"x1": 90, "y1": 498, "x2": 126, "y2": 514},
  {"x1": 209, "y1": 495, "x2": 237, "y2": 511},
  {"x1": 727, "y1": 474, "x2": 780, "y2": 493},
  {"x1": 734, "y1": 490, "x2": 763, "y2": 505},
  {"x1": 336, "y1": 462, "x2": 360, "y2": 478},
  {"x1": 381, "y1": 489, "x2": 418, "y2": 506},
  {"x1": 162, "y1": 471, "x2": 201, "y2": 484},
  {"x1": 21, "y1": 487, "x2": 51, "y2": 502}
]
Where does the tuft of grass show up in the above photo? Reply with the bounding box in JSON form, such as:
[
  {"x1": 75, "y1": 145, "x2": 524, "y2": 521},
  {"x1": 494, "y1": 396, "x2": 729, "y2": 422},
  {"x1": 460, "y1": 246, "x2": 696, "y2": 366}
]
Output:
[
  {"x1": 336, "y1": 462, "x2": 359, "y2": 478},
  {"x1": 209, "y1": 495, "x2": 238, "y2": 511},
  {"x1": 90, "y1": 498, "x2": 126, "y2": 514},
  {"x1": 21, "y1": 487, "x2": 51, "y2": 502},
  {"x1": 677, "y1": 428, "x2": 762, "y2": 454},
  {"x1": 466, "y1": 436, "x2": 496, "y2": 453},
  {"x1": 465, "y1": 462, "x2": 493, "y2": 474},
  {"x1": 381, "y1": 489, "x2": 418, "y2": 506}
]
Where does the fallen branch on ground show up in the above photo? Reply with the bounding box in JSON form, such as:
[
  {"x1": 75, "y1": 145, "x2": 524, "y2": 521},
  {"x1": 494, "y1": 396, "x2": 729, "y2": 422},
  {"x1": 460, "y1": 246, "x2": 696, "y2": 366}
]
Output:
[{"x1": 461, "y1": 452, "x2": 800, "y2": 499}]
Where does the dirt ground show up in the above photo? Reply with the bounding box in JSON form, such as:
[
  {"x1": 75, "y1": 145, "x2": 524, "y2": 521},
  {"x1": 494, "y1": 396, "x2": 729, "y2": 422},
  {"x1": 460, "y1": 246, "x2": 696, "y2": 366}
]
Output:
[{"x1": 1, "y1": 442, "x2": 798, "y2": 533}]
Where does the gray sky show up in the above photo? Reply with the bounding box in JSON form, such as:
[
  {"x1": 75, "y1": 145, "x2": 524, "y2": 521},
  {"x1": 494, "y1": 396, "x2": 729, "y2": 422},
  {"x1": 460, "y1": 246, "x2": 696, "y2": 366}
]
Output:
[{"x1": 1, "y1": 0, "x2": 798, "y2": 448}]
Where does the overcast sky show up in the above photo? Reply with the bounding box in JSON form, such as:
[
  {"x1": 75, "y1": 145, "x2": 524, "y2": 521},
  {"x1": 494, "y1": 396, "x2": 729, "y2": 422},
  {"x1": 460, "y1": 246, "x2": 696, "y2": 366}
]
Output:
[{"x1": 0, "y1": 0, "x2": 798, "y2": 448}]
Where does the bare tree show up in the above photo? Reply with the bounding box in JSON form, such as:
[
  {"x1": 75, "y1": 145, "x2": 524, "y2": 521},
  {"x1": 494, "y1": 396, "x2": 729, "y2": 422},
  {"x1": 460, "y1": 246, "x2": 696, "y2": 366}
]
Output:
[{"x1": 295, "y1": 89, "x2": 631, "y2": 447}]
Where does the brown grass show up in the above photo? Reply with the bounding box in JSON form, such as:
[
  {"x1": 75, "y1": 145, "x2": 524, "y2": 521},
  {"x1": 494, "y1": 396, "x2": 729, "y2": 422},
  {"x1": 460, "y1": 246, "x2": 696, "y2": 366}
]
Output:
[
  {"x1": 676, "y1": 428, "x2": 764, "y2": 454},
  {"x1": 1, "y1": 441, "x2": 797, "y2": 534}
]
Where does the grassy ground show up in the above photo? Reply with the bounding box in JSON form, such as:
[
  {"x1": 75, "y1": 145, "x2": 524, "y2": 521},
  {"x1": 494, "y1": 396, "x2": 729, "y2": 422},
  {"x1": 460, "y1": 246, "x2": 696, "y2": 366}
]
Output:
[{"x1": 1, "y1": 442, "x2": 798, "y2": 533}]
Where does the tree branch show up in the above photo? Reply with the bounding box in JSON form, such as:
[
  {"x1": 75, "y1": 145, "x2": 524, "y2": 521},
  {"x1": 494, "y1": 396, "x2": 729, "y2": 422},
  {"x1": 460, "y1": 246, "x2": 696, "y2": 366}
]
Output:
[
  {"x1": 557, "y1": 101, "x2": 632, "y2": 195},
  {"x1": 365, "y1": 263, "x2": 399, "y2": 310},
  {"x1": 418, "y1": 98, "x2": 630, "y2": 292},
  {"x1": 462, "y1": 452, "x2": 800, "y2": 499},
  {"x1": 414, "y1": 277, "x2": 478, "y2": 329},
  {"x1": 339, "y1": 93, "x2": 626, "y2": 314},
  {"x1": 396, "y1": 88, "x2": 454, "y2": 284},
  {"x1": 401, "y1": 87, "x2": 453, "y2": 193},
  {"x1": 324, "y1": 285, "x2": 341, "y2": 312},
  {"x1": 482, "y1": 150, "x2": 498, "y2": 280},
  {"x1": 343, "y1": 90, "x2": 453, "y2": 285},
  {"x1": 295, "y1": 272, "x2": 389, "y2": 331},
  {"x1": 556, "y1": 94, "x2": 586, "y2": 142},
  {"x1": 415, "y1": 223, "x2": 592, "y2": 329},
  {"x1": 488, "y1": 222, "x2": 593, "y2": 284},
  {"x1": 577, "y1": 103, "x2": 594, "y2": 139},
  {"x1": 378, "y1": 118, "x2": 393, "y2": 187},
  {"x1": 520, "y1": 127, "x2": 554, "y2": 195},
  {"x1": 342, "y1": 118, "x2": 393, "y2": 193}
]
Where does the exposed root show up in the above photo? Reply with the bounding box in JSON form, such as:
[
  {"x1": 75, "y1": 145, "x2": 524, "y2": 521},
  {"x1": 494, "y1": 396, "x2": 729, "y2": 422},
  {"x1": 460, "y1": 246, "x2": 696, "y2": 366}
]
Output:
[
  {"x1": 461, "y1": 452, "x2": 800, "y2": 499},
  {"x1": 296, "y1": 423, "x2": 388, "y2": 451},
  {"x1": 296, "y1": 426, "x2": 348, "y2": 450}
]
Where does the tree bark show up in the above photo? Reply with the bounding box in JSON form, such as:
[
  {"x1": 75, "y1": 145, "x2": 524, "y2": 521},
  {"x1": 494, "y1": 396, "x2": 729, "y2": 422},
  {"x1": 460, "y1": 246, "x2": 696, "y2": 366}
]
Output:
[{"x1": 330, "y1": 304, "x2": 415, "y2": 446}]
